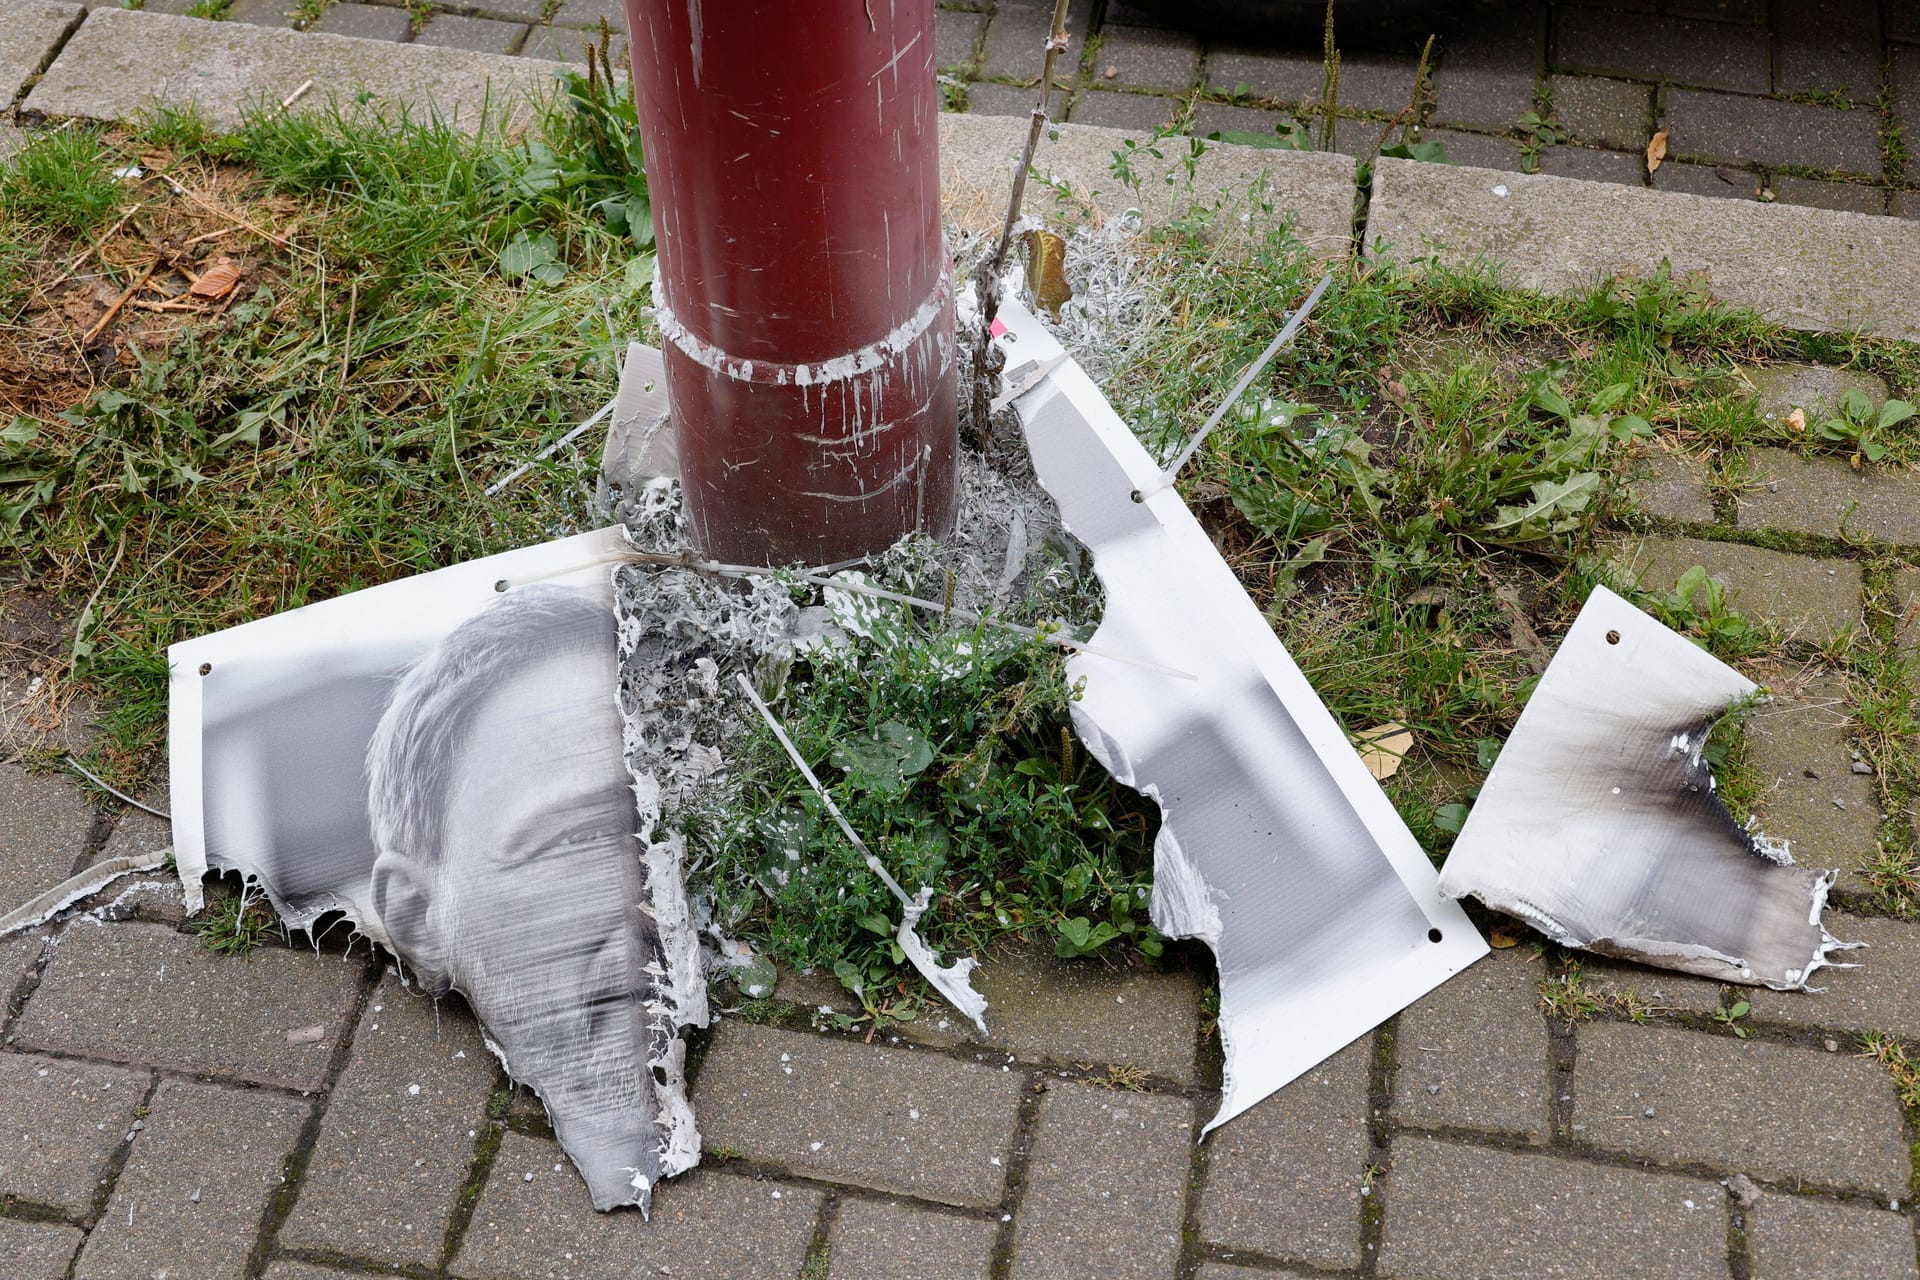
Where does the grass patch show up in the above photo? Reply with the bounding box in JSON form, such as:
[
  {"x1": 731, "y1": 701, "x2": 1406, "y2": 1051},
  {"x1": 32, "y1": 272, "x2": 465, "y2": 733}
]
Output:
[{"x1": 2, "y1": 61, "x2": 652, "y2": 782}]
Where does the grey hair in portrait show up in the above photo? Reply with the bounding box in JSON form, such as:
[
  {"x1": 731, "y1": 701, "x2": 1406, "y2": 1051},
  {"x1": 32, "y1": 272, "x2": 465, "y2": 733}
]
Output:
[{"x1": 364, "y1": 583, "x2": 616, "y2": 872}]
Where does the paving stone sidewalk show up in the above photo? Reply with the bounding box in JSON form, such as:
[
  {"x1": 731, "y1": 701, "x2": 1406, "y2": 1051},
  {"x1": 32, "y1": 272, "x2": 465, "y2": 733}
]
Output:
[
  {"x1": 4, "y1": 3, "x2": 1920, "y2": 1277},
  {"x1": 8, "y1": 0, "x2": 1915, "y2": 219},
  {"x1": 8, "y1": 370, "x2": 1920, "y2": 1272}
]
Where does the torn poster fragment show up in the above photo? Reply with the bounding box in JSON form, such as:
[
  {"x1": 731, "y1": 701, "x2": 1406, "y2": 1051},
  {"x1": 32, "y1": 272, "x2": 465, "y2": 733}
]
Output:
[
  {"x1": 989, "y1": 298, "x2": 1487, "y2": 1133},
  {"x1": 168, "y1": 527, "x2": 702, "y2": 1211},
  {"x1": 1438, "y1": 584, "x2": 1850, "y2": 989}
]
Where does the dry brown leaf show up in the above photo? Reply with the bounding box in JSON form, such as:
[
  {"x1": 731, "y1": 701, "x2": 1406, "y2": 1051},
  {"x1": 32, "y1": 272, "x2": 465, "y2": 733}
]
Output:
[
  {"x1": 1352, "y1": 722, "x2": 1414, "y2": 780},
  {"x1": 1646, "y1": 128, "x2": 1670, "y2": 174},
  {"x1": 1488, "y1": 926, "x2": 1519, "y2": 949},
  {"x1": 1785, "y1": 407, "x2": 1807, "y2": 433},
  {"x1": 188, "y1": 256, "x2": 243, "y2": 300},
  {"x1": 1021, "y1": 228, "x2": 1072, "y2": 319}
]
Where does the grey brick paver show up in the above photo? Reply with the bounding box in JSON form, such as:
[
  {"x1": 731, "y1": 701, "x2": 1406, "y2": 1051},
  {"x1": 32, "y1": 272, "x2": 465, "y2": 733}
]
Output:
[
  {"x1": 1629, "y1": 451, "x2": 1716, "y2": 523},
  {"x1": 1070, "y1": 90, "x2": 1178, "y2": 132},
  {"x1": 1652, "y1": 160, "x2": 1757, "y2": 199},
  {"x1": 545, "y1": 0, "x2": 620, "y2": 29},
  {"x1": 1553, "y1": 6, "x2": 1769, "y2": 93},
  {"x1": 1573, "y1": 1022, "x2": 1911, "y2": 1194},
  {"x1": 1379, "y1": 1137, "x2": 1730, "y2": 1280},
  {"x1": 1894, "y1": 565, "x2": 1920, "y2": 657},
  {"x1": 935, "y1": 9, "x2": 983, "y2": 69},
  {"x1": 1770, "y1": 176, "x2": 1889, "y2": 217},
  {"x1": 828, "y1": 1199, "x2": 998, "y2": 1280},
  {"x1": 0, "y1": 1218, "x2": 84, "y2": 1280},
  {"x1": 1666, "y1": 89, "x2": 1882, "y2": 178},
  {"x1": 1774, "y1": 0, "x2": 1882, "y2": 100},
  {"x1": 1189, "y1": 102, "x2": 1287, "y2": 140},
  {"x1": 0, "y1": 764, "x2": 99, "y2": 915},
  {"x1": 950, "y1": 945, "x2": 1201, "y2": 1083},
  {"x1": 311, "y1": 2, "x2": 413, "y2": 40},
  {"x1": 1746, "y1": 1192, "x2": 1919, "y2": 1280},
  {"x1": 223, "y1": 0, "x2": 299, "y2": 28},
  {"x1": 1538, "y1": 146, "x2": 1644, "y2": 185},
  {"x1": 1007, "y1": 1081, "x2": 1191, "y2": 1280},
  {"x1": 1197, "y1": 1037, "x2": 1370, "y2": 1270},
  {"x1": 1315, "y1": 52, "x2": 1422, "y2": 115},
  {"x1": 280, "y1": 976, "x2": 497, "y2": 1268},
  {"x1": 1194, "y1": 1267, "x2": 1322, "y2": 1280},
  {"x1": 0, "y1": 1, "x2": 82, "y2": 108},
  {"x1": 519, "y1": 25, "x2": 622, "y2": 67},
  {"x1": 1580, "y1": 959, "x2": 1726, "y2": 1015},
  {"x1": 1203, "y1": 46, "x2": 1319, "y2": 102},
  {"x1": 1394, "y1": 949, "x2": 1549, "y2": 1141},
  {"x1": 1743, "y1": 363, "x2": 1890, "y2": 426},
  {"x1": 263, "y1": 1266, "x2": 368, "y2": 1280},
  {"x1": 1417, "y1": 128, "x2": 1523, "y2": 171},
  {"x1": 1613, "y1": 536, "x2": 1863, "y2": 644},
  {"x1": 693, "y1": 1021, "x2": 1025, "y2": 1208},
  {"x1": 981, "y1": 1, "x2": 1054, "y2": 81},
  {"x1": 413, "y1": 14, "x2": 528, "y2": 54},
  {"x1": 74, "y1": 1079, "x2": 309, "y2": 1280},
  {"x1": 2, "y1": 929, "x2": 43, "y2": 1001},
  {"x1": 1738, "y1": 665, "x2": 1883, "y2": 896},
  {"x1": 1551, "y1": 74, "x2": 1655, "y2": 150},
  {"x1": 962, "y1": 81, "x2": 1037, "y2": 117},
  {"x1": 0, "y1": 1052, "x2": 148, "y2": 1210},
  {"x1": 1737, "y1": 447, "x2": 1920, "y2": 545},
  {"x1": 12, "y1": 921, "x2": 366, "y2": 1091},
  {"x1": 1429, "y1": 10, "x2": 1540, "y2": 133},
  {"x1": 1093, "y1": 25, "x2": 1196, "y2": 92},
  {"x1": 454, "y1": 1133, "x2": 821, "y2": 1280},
  {"x1": 1747, "y1": 913, "x2": 1920, "y2": 1040}
]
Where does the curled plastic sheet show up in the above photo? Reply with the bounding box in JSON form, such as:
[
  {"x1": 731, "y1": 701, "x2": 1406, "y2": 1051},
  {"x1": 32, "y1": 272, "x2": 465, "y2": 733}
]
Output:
[
  {"x1": 989, "y1": 300, "x2": 1487, "y2": 1132},
  {"x1": 1438, "y1": 584, "x2": 1849, "y2": 989},
  {"x1": 169, "y1": 528, "x2": 702, "y2": 1212}
]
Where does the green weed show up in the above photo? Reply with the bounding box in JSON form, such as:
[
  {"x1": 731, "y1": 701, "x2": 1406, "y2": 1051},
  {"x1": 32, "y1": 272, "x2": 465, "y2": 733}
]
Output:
[{"x1": 189, "y1": 891, "x2": 280, "y2": 956}]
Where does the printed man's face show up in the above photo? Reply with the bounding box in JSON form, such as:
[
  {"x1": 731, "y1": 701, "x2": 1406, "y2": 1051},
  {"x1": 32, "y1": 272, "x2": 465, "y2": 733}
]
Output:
[{"x1": 402, "y1": 621, "x2": 664, "y2": 1206}]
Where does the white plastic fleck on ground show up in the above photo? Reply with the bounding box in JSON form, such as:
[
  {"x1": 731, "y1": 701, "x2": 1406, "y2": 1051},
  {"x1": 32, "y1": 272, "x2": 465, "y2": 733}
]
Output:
[{"x1": 407, "y1": 1084, "x2": 421, "y2": 1096}]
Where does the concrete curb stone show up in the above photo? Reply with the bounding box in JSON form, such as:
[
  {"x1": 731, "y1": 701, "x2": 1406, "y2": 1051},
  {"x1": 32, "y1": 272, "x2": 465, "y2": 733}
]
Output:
[
  {"x1": 0, "y1": 764, "x2": 99, "y2": 920},
  {"x1": 1367, "y1": 159, "x2": 1920, "y2": 341},
  {"x1": 938, "y1": 112, "x2": 1358, "y2": 259},
  {"x1": 0, "y1": 0, "x2": 83, "y2": 109},
  {"x1": 1628, "y1": 450, "x2": 1717, "y2": 523},
  {"x1": 23, "y1": 9, "x2": 563, "y2": 132}
]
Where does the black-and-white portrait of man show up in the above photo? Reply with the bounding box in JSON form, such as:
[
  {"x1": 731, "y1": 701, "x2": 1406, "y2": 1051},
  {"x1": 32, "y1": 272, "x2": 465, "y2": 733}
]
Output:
[{"x1": 362, "y1": 582, "x2": 674, "y2": 1210}]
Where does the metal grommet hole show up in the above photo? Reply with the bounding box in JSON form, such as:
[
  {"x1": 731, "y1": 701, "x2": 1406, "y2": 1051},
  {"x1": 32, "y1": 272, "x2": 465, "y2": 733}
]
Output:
[
  {"x1": 198, "y1": 662, "x2": 212, "y2": 676},
  {"x1": 494, "y1": 579, "x2": 509, "y2": 593},
  {"x1": 1606, "y1": 629, "x2": 1621, "y2": 645},
  {"x1": 1427, "y1": 928, "x2": 1443, "y2": 943}
]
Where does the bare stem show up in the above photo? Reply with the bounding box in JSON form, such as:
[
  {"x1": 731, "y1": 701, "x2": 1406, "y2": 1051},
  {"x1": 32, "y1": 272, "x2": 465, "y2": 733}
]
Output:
[{"x1": 974, "y1": 0, "x2": 1073, "y2": 324}]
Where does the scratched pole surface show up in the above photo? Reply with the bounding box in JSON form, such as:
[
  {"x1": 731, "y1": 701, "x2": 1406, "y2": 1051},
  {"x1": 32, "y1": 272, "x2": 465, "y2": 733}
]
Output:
[{"x1": 624, "y1": 0, "x2": 958, "y2": 565}]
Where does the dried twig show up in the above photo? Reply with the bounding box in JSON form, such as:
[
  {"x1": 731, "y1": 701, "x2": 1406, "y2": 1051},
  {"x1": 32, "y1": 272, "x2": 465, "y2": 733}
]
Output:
[
  {"x1": 81, "y1": 262, "x2": 158, "y2": 343},
  {"x1": 280, "y1": 78, "x2": 315, "y2": 110}
]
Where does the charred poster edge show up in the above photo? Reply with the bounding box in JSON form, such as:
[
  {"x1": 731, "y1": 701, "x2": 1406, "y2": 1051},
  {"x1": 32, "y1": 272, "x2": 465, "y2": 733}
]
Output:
[
  {"x1": 989, "y1": 299, "x2": 1488, "y2": 1132},
  {"x1": 1438, "y1": 584, "x2": 1852, "y2": 991}
]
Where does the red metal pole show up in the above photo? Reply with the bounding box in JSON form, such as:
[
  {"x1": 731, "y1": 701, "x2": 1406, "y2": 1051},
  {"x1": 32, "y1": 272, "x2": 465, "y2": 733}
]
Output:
[{"x1": 624, "y1": 0, "x2": 958, "y2": 565}]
